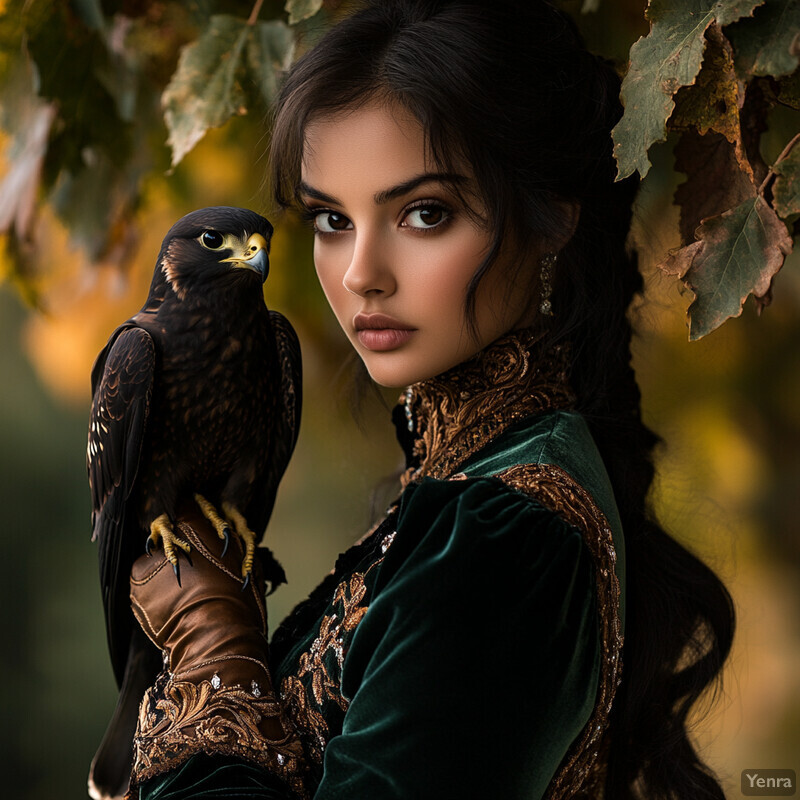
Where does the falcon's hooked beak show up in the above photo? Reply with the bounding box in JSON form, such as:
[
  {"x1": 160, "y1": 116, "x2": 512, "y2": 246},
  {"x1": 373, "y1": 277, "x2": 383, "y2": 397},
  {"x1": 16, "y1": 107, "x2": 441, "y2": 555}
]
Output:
[{"x1": 222, "y1": 233, "x2": 270, "y2": 283}]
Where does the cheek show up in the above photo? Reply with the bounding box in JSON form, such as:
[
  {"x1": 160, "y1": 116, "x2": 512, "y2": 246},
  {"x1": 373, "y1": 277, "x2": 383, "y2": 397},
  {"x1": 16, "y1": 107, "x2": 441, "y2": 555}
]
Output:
[
  {"x1": 313, "y1": 243, "x2": 349, "y2": 316},
  {"x1": 407, "y1": 235, "x2": 487, "y2": 304}
]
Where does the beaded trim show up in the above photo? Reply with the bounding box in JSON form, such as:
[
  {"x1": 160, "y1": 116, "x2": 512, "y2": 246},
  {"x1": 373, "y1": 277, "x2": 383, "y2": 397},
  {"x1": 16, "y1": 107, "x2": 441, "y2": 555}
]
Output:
[{"x1": 130, "y1": 671, "x2": 309, "y2": 798}]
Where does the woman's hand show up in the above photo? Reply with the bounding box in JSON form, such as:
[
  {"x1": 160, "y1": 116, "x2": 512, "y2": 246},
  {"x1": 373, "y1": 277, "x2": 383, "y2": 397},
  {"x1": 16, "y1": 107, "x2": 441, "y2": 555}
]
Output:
[
  {"x1": 131, "y1": 504, "x2": 275, "y2": 702},
  {"x1": 128, "y1": 503, "x2": 306, "y2": 795}
]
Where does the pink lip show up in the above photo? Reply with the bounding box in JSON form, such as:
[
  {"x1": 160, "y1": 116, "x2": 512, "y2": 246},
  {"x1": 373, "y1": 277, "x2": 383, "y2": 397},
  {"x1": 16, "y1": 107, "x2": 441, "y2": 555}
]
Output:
[
  {"x1": 353, "y1": 313, "x2": 416, "y2": 352},
  {"x1": 353, "y1": 313, "x2": 415, "y2": 331},
  {"x1": 357, "y1": 329, "x2": 414, "y2": 351}
]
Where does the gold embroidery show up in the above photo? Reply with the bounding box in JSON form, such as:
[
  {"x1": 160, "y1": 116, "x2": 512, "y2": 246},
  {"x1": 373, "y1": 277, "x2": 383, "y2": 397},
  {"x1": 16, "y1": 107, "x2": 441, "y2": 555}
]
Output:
[
  {"x1": 495, "y1": 463, "x2": 623, "y2": 800},
  {"x1": 399, "y1": 329, "x2": 575, "y2": 487},
  {"x1": 131, "y1": 672, "x2": 309, "y2": 798},
  {"x1": 279, "y1": 542, "x2": 394, "y2": 766}
]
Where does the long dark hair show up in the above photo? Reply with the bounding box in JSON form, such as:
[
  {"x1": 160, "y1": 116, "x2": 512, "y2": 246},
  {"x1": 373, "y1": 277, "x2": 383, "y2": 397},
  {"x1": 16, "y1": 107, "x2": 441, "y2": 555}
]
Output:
[{"x1": 270, "y1": 1, "x2": 736, "y2": 797}]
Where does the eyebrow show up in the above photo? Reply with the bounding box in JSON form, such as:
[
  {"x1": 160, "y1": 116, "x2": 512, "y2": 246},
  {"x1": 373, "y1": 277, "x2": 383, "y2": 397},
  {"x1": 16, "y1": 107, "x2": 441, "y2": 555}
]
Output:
[{"x1": 296, "y1": 172, "x2": 468, "y2": 206}]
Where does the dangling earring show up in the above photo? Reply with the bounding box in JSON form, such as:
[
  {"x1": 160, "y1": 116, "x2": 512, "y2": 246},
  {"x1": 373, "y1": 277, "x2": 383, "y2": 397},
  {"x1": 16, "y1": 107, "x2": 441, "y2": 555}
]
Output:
[{"x1": 539, "y1": 252, "x2": 556, "y2": 317}]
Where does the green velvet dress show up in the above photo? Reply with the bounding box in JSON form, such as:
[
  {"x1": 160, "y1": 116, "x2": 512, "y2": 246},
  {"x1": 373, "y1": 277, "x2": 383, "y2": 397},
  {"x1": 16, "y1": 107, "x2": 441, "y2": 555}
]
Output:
[{"x1": 132, "y1": 330, "x2": 625, "y2": 799}]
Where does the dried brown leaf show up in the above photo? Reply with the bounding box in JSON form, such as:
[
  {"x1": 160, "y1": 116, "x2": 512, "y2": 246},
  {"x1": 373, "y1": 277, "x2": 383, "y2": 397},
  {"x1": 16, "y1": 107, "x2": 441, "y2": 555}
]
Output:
[{"x1": 674, "y1": 128, "x2": 757, "y2": 243}]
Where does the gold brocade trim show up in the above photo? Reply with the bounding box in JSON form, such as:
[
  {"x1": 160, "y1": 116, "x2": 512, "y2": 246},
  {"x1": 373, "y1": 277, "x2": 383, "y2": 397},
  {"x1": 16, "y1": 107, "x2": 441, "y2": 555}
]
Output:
[
  {"x1": 279, "y1": 530, "x2": 397, "y2": 766},
  {"x1": 399, "y1": 329, "x2": 575, "y2": 488},
  {"x1": 494, "y1": 463, "x2": 624, "y2": 800},
  {"x1": 131, "y1": 672, "x2": 309, "y2": 799}
]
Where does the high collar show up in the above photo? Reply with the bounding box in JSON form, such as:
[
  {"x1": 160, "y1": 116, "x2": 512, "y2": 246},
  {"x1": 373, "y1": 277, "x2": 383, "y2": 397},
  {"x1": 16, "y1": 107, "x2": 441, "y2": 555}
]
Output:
[{"x1": 393, "y1": 327, "x2": 576, "y2": 487}]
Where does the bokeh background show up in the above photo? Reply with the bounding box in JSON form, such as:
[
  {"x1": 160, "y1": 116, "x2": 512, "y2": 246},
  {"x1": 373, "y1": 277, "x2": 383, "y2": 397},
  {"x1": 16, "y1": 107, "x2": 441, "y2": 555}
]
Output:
[{"x1": 2, "y1": 2, "x2": 799, "y2": 798}]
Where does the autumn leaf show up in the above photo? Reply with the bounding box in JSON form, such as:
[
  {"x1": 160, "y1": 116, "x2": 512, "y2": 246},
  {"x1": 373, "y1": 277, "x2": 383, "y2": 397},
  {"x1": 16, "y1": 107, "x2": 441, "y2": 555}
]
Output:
[
  {"x1": 612, "y1": 0, "x2": 765, "y2": 180},
  {"x1": 162, "y1": 15, "x2": 250, "y2": 169},
  {"x1": 666, "y1": 195, "x2": 793, "y2": 339},
  {"x1": 673, "y1": 129, "x2": 758, "y2": 244},
  {"x1": 726, "y1": 0, "x2": 800, "y2": 78},
  {"x1": 773, "y1": 143, "x2": 800, "y2": 218},
  {"x1": 671, "y1": 25, "x2": 745, "y2": 150},
  {"x1": 285, "y1": 0, "x2": 324, "y2": 26},
  {"x1": 245, "y1": 20, "x2": 295, "y2": 107}
]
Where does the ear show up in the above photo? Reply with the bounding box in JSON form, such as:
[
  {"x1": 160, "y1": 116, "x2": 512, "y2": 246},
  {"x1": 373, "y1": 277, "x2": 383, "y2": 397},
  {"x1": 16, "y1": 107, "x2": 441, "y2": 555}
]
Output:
[{"x1": 548, "y1": 201, "x2": 581, "y2": 253}]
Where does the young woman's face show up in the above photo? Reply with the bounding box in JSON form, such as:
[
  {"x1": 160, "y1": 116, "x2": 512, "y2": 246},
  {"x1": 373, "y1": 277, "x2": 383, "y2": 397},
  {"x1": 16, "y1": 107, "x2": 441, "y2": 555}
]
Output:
[{"x1": 300, "y1": 103, "x2": 537, "y2": 388}]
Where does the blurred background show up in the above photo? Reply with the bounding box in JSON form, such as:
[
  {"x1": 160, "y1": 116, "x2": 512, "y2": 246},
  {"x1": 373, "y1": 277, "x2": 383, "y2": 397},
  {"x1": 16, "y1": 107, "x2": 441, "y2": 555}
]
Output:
[{"x1": 1, "y1": 1, "x2": 799, "y2": 798}]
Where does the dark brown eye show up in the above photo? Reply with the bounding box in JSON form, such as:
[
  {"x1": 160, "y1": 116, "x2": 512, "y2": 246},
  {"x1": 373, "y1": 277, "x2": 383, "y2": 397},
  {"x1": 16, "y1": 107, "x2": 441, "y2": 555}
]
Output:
[
  {"x1": 201, "y1": 230, "x2": 224, "y2": 249},
  {"x1": 314, "y1": 211, "x2": 352, "y2": 234},
  {"x1": 404, "y1": 205, "x2": 449, "y2": 229}
]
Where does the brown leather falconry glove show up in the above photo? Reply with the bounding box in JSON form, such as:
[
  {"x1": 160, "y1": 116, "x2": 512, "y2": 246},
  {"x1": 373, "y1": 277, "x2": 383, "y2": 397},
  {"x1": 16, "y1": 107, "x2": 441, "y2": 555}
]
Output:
[{"x1": 128, "y1": 504, "x2": 307, "y2": 796}]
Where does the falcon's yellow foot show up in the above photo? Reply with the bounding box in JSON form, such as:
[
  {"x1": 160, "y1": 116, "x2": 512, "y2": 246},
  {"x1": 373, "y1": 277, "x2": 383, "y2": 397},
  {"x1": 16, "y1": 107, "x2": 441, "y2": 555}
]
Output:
[
  {"x1": 146, "y1": 513, "x2": 192, "y2": 585},
  {"x1": 194, "y1": 493, "x2": 232, "y2": 556},
  {"x1": 222, "y1": 502, "x2": 257, "y2": 590}
]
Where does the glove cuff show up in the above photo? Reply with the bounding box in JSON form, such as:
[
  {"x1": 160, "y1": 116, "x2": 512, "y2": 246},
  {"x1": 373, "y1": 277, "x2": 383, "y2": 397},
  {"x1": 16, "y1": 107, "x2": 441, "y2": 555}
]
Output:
[{"x1": 130, "y1": 668, "x2": 308, "y2": 797}]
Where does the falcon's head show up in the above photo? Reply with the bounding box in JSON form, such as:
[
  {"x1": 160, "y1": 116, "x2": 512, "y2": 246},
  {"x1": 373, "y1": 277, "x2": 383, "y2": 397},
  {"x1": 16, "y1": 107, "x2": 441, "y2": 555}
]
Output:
[{"x1": 154, "y1": 207, "x2": 274, "y2": 300}]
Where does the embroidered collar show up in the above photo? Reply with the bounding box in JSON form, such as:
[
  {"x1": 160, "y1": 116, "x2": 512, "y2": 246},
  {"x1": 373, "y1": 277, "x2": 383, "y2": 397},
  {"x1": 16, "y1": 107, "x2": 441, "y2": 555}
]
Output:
[{"x1": 394, "y1": 327, "x2": 576, "y2": 487}]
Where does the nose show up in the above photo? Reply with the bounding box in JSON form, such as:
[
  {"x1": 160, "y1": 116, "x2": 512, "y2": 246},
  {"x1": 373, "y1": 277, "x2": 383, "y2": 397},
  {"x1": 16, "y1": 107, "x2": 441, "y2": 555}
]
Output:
[{"x1": 342, "y1": 230, "x2": 396, "y2": 297}]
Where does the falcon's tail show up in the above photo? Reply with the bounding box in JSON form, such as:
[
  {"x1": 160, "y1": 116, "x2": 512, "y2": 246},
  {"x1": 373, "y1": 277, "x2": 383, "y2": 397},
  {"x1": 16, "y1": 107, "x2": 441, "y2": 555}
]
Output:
[{"x1": 88, "y1": 627, "x2": 161, "y2": 800}]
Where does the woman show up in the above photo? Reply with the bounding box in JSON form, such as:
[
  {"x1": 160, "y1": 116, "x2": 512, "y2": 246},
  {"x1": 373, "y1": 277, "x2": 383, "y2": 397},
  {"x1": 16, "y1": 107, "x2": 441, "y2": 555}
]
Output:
[{"x1": 124, "y1": 1, "x2": 736, "y2": 798}]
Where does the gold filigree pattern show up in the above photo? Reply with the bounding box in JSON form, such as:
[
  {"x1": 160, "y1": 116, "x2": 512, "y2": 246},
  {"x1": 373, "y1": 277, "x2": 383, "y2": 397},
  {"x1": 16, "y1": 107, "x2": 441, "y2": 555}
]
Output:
[
  {"x1": 399, "y1": 328, "x2": 575, "y2": 487},
  {"x1": 279, "y1": 530, "x2": 397, "y2": 766},
  {"x1": 495, "y1": 462, "x2": 624, "y2": 800},
  {"x1": 131, "y1": 671, "x2": 309, "y2": 798}
]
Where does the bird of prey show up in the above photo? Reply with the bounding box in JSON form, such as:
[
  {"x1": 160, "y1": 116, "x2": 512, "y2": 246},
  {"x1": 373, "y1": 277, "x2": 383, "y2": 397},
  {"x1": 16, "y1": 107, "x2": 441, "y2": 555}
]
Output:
[{"x1": 86, "y1": 207, "x2": 302, "y2": 800}]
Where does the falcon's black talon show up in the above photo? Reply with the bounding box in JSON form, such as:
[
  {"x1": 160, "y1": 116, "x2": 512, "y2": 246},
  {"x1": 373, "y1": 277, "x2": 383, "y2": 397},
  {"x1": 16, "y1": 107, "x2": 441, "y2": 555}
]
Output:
[
  {"x1": 173, "y1": 560, "x2": 182, "y2": 587},
  {"x1": 145, "y1": 537, "x2": 153, "y2": 556},
  {"x1": 241, "y1": 572, "x2": 251, "y2": 592},
  {"x1": 221, "y1": 527, "x2": 231, "y2": 558}
]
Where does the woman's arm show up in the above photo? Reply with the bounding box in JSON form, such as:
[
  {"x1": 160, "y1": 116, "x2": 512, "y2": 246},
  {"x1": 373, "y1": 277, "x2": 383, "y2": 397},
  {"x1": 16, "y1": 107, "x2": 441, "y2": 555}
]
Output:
[
  {"x1": 132, "y1": 478, "x2": 601, "y2": 800},
  {"x1": 314, "y1": 477, "x2": 601, "y2": 799}
]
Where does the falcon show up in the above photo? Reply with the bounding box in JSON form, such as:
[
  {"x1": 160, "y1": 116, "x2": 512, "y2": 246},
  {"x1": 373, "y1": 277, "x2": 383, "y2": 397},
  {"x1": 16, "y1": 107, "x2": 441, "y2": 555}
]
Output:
[{"x1": 86, "y1": 207, "x2": 301, "y2": 799}]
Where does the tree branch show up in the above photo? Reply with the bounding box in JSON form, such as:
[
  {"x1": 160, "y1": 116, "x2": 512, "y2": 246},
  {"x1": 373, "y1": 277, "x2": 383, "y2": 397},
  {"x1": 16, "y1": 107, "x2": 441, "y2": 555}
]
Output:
[{"x1": 247, "y1": 0, "x2": 266, "y2": 26}]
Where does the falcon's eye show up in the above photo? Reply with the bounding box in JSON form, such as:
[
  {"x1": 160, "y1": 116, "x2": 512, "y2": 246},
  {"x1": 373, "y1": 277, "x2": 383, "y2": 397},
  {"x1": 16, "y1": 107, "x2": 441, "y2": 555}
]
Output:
[{"x1": 200, "y1": 230, "x2": 225, "y2": 250}]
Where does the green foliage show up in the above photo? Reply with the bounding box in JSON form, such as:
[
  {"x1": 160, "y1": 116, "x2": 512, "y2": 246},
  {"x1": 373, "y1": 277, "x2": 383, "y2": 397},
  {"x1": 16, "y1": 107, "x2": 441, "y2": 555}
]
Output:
[
  {"x1": 612, "y1": 0, "x2": 762, "y2": 181},
  {"x1": 286, "y1": 0, "x2": 325, "y2": 25},
  {"x1": 726, "y1": 0, "x2": 800, "y2": 78},
  {"x1": 0, "y1": 0, "x2": 797, "y2": 340},
  {"x1": 163, "y1": 15, "x2": 254, "y2": 167}
]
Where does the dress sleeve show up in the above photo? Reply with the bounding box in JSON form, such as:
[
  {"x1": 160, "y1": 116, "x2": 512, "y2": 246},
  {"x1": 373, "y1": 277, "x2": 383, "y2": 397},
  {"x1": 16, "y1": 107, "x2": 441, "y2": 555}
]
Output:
[{"x1": 315, "y1": 476, "x2": 601, "y2": 799}]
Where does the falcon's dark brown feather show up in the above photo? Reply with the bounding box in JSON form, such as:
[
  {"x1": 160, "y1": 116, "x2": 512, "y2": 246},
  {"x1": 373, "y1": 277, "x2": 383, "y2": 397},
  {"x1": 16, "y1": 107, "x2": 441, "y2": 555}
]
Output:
[
  {"x1": 87, "y1": 207, "x2": 301, "y2": 799},
  {"x1": 88, "y1": 325, "x2": 156, "y2": 684}
]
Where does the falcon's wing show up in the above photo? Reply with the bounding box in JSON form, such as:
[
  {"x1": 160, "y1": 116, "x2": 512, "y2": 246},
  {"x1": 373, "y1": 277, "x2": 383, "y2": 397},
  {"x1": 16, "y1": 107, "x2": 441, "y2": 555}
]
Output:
[
  {"x1": 270, "y1": 309, "x2": 302, "y2": 465},
  {"x1": 88, "y1": 324, "x2": 156, "y2": 685},
  {"x1": 251, "y1": 311, "x2": 302, "y2": 539}
]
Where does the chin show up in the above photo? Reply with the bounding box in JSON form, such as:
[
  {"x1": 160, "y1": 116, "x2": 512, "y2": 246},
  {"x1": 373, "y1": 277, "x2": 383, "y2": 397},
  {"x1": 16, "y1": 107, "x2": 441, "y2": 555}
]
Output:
[{"x1": 360, "y1": 351, "x2": 460, "y2": 389}]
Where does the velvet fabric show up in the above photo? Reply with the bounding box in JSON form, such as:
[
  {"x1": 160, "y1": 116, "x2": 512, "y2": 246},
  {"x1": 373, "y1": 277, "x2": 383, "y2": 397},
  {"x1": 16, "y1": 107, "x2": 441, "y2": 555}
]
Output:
[{"x1": 139, "y1": 408, "x2": 624, "y2": 799}]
